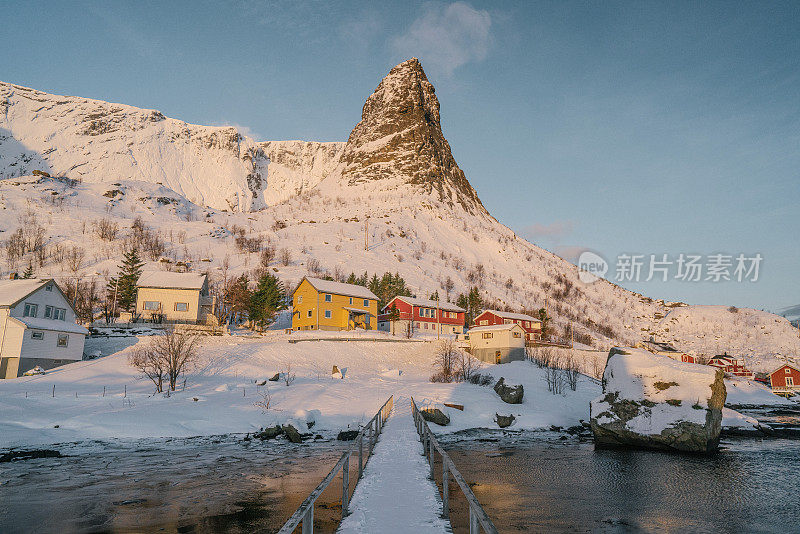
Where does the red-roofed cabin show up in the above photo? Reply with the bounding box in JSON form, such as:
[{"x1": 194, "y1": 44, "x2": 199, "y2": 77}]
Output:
[
  {"x1": 768, "y1": 364, "x2": 800, "y2": 396},
  {"x1": 707, "y1": 353, "x2": 752, "y2": 378},
  {"x1": 473, "y1": 310, "x2": 541, "y2": 342},
  {"x1": 377, "y1": 296, "x2": 465, "y2": 336}
]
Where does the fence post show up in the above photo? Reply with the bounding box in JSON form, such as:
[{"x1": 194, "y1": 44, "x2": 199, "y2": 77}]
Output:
[
  {"x1": 442, "y1": 458, "x2": 449, "y2": 520},
  {"x1": 368, "y1": 420, "x2": 373, "y2": 456},
  {"x1": 342, "y1": 455, "x2": 350, "y2": 518},
  {"x1": 302, "y1": 506, "x2": 314, "y2": 534},
  {"x1": 469, "y1": 507, "x2": 479, "y2": 534}
]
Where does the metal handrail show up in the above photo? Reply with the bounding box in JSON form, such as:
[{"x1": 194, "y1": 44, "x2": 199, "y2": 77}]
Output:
[
  {"x1": 278, "y1": 395, "x2": 394, "y2": 534},
  {"x1": 411, "y1": 397, "x2": 498, "y2": 534}
]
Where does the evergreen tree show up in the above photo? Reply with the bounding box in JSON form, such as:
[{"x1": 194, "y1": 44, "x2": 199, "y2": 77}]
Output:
[
  {"x1": 22, "y1": 261, "x2": 34, "y2": 279},
  {"x1": 538, "y1": 307, "x2": 550, "y2": 340},
  {"x1": 249, "y1": 273, "x2": 286, "y2": 329},
  {"x1": 457, "y1": 287, "x2": 483, "y2": 325},
  {"x1": 116, "y1": 249, "x2": 144, "y2": 313}
]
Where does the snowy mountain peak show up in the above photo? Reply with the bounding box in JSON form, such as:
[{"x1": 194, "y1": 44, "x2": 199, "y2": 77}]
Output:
[{"x1": 338, "y1": 58, "x2": 486, "y2": 215}]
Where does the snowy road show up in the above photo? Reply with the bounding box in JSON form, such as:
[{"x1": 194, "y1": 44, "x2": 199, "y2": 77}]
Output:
[{"x1": 337, "y1": 396, "x2": 452, "y2": 534}]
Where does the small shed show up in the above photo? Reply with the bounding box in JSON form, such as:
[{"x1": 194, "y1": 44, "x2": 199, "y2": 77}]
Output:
[{"x1": 464, "y1": 323, "x2": 526, "y2": 364}]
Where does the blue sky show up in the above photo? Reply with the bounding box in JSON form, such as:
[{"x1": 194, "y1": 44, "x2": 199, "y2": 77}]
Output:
[{"x1": 3, "y1": 1, "x2": 799, "y2": 314}]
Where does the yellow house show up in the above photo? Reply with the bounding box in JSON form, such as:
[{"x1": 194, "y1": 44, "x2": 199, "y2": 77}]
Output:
[
  {"x1": 135, "y1": 272, "x2": 216, "y2": 325},
  {"x1": 292, "y1": 277, "x2": 379, "y2": 331}
]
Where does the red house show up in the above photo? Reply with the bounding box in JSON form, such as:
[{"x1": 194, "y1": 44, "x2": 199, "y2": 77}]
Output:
[
  {"x1": 707, "y1": 353, "x2": 752, "y2": 378},
  {"x1": 473, "y1": 310, "x2": 542, "y2": 342},
  {"x1": 768, "y1": 364, "x2": 800, "y2": 396},
  {"x1": 377, "y1": 296, "x2": 465, "y2": 336}
]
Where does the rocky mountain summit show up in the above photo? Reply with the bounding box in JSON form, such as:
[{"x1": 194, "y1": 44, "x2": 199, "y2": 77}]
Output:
[{"x1": 338, "y1": 58, "x2": 485, "y2": 215}]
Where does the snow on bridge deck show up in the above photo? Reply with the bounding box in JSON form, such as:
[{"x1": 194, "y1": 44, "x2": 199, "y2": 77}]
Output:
[{"x1": 337, "y1": 396, "x2": 452, "y2": 533}]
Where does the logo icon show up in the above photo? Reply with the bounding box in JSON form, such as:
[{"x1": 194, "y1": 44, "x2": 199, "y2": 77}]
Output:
[{"x1": 577, "y1": 250, "x2": 608, "y2": 284}]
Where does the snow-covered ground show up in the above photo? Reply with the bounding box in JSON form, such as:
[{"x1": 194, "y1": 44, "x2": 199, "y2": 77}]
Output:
[{"x1": 0, "y1": 335, "x2": 790, "y2": 448}]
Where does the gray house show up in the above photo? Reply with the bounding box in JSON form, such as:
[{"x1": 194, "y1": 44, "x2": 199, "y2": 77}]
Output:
[{"x1": 0, "y1": 278, "x2": 88, "y2": 378}]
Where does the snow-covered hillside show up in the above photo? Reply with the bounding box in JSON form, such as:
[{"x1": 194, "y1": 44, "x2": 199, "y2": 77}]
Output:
[
  {"x1": 649, "y1": 305, "x2": 800, "y2": 371},
  {"x1": 0, "y1": 81, "x2": 343, "y2": 211},
  {"x1": 1, "y1": 58, "x2": 797, "y2": 364}
]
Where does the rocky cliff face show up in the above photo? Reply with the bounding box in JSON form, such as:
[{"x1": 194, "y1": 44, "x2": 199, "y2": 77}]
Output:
[{"x1": 338, "y1": 58, "x2": 486, "y2": 215}]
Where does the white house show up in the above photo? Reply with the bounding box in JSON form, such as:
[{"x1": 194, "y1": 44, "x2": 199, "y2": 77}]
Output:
[
  {"x1": 464, "y1": 323, "x2": 527, "y2": 364},
  {"x1": 0, "y1": 278, "x2": 88, "y2": 379}
]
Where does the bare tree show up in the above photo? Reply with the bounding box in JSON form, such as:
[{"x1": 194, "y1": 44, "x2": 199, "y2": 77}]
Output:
[
  {"x1": 260, "y1": 246, "x2": 275, "y2": 268},
  {"x1": 456, "y1": 351, "x2": 481, "y2": 382},
  {"x1": 128, "y1": 331, "x2": 201, "y2": 392},
  {"x1": 282, "y1": 361, "x2": 296, "y2": 386},
  {"x1": 431, "y1": 339, "x2": 459, "y2": 382},
  {"x1": 279, "y1": 247, "x2": 291, "y2": 266},
  {"x1": 563, "y1": 353, "x2": 580, "y2": 391},
  {"x1": 66, "y1": 245, "x2": 86, "y2": 274},
  {"x1": 253, "y1": 386, "x2": 272, "y2": 412},
  {"x1": 93, "y1": 218, "x2": 119, "y2": 241},
  {"x1": 442, "y1": 276, "x2": 455, "y2": 302}
]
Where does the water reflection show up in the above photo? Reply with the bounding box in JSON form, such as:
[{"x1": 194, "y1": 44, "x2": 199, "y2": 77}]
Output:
[
  {"x1": 0, "y1": 436, "x2": 345, "y2": 534},
  {"x1": 443, "y1": 435, "x2": 800, "y2": 533}
]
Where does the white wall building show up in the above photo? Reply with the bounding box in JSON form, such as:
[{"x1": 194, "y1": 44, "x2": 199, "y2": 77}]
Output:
[
  {"x1": 464, "y1": 323, "x2": 527, "y2": 364},
  {"x1": 0, "y1": 278, "x2": 88, "y2": 378}
]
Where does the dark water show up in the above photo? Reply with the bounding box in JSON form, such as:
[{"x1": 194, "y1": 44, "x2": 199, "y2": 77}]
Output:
[
  {"x1": 440, "y1": 433, "x2": 800, "y2": 533},
  {"x1": 3, "y1": 413, "x2": 800, "y2": 534},
  {"x1": 0, "y1": 435, "x2": 351, "y2": 534}
]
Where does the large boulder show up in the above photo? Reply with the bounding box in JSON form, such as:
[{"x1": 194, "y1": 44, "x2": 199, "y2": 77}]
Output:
[
  {"x1": 421, "y1": 408, "x2": 450, "y2": 426},
  {"x1": 494, "y1": 377, "x2": 524, "y2": 404},
  {"x1": 590, "y1": 348, "x2": 726, "y2": 453}
]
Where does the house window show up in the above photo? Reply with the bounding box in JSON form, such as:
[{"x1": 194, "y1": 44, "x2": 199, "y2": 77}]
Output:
[
  {"x1": 55, "y1": 308, "x2": 66, "y2": 321},
  {"x1": 23, "y1": 303, "x2": 38, "y2": 317},
  {"x1": 45, "y1": 284, "x2": 53, "y2": 291},
  {"x1": 363, "y1": 299, "x2": 369, "y2": 307},
  {"x1": 479, "y1": 320, "x2": 488, "y2": 326},
  {"x1": 57, "y1": 334, "x2": 69, "y2": 348},
  {"x1": 143, "y1": 301, "x2": 160, "y2": 311},
  {"x1": 324, "y1": 310, "x2": 332, "y2": 319},
  {"x1": 31, "y1": 331, "x2": 44, "y2": 340},
  {"x1": 786, "y1": 368, "x2": 791, "y2": 374},
  {"x1": 45, "y1": 305, "x2": 54, "y2": 319},
  {"x1": 349, "y1": 297, "x2": 353, "y2": 305},
  {"x1": 298, "y1": 295, "x2": 303, "y2": 304},
  {"x1": 307, "y1": 310, "x2": 313, "y2": 318},
  {"x1": 504, "y1": 319, "x2": 512, "y2": 324},
  {"x1": 325, "y1": 294, "x2": 332, "y2": 302},
  {"x1": 483, "y1": 332, "x2": 493, "y2": 339},
  {"x1": 415, "y1": 322, "x2": 420, "y2": 328},
  {"x1": 175, "y1": 302, "x2": 189, "y2": 312},
  {"x1": 787, "y1": 377, "x2": 795, "y2": 387},
  {"x1": 524, "y1": 321, "x2": 529, "y2": 328},
  {"x1": 513, "y1": 331, "x2": 521, "y2": 338}
]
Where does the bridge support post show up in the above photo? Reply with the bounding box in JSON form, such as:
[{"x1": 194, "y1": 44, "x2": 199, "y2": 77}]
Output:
[
  {"x1": 342, "y1": 455, "x2": 350, "y2": 518},
  {"x1": 428, "y1": 431, "x2": 434, "y2": 479},
  {"x1": 358, "y1": 434, "x2": 363, "y2": 478},
  {"x1": 302, "y1": 506, "x2": 314, "y2": 534},
  {"x1": 442, "y1": 459, "x2": 449, "y2": 520},
  {"x1": 469, "y1": 507, "x2": 479, "y2": 534}
]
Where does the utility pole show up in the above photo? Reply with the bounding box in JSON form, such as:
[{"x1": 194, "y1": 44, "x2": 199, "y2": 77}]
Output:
[{"x1": 435, "y1": 293, "x2": 440, "y2": 340}]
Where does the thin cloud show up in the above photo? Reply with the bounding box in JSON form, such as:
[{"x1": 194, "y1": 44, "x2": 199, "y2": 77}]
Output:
[
  {"x1": 522, "y1": 221, "x2": 575, "y2": 240},
  {"x1": 391, "y1": 2, "x2": 491, "y2": 77}
]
